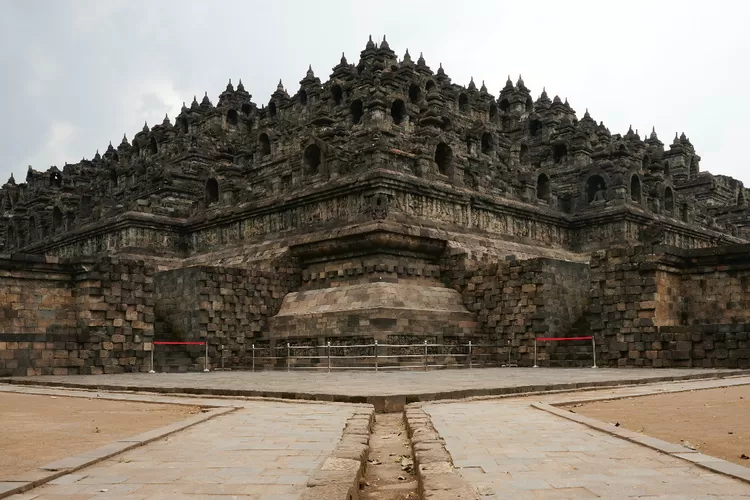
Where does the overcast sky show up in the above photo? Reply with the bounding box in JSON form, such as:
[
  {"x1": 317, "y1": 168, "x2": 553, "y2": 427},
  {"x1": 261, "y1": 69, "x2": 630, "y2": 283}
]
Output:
[{"x1": 2, "y1": 0, "x2": 749, "y2": 185}]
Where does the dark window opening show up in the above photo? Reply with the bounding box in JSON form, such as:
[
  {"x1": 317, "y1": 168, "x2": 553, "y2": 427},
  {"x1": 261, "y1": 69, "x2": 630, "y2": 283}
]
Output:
[
  {"x1": 619, "y1": 144, "x2": 626, "y2": 152},
  {"x1": 530, "y1": 120, "x2": 542, "y2": 137},
  {"x1": 681, "y1": 203, "x2": 689, "y2": 221},
  {"x1": 520, "y1": 144, "x2": 529, "y2": 164},
  {"x1": 525, "y1": 97, "x2": 533, "y2": 113},
  {"x1": 481, "y1": 132, "x2": 494, "y2": 154},
  {"x1": 357, "y1": 62, "x2": 365, "y2": 74},
  {"x1": 227, "y1": 109, "x2": 238, "y2": 126},
  {"x1": 112, "y1": 151, "x2": 119, "y2": 163},
  {"x1": 664, "y1": 186, "x2": 674, "y2": 213},
  {"x1": 458, "y1": 93, "x2": 469, "y2": 112},
  {"x1": 553, "y1": 144, "x2": 568, "y2": 163},
  {"x1": 489, "y1": 103, "x2": 498, "y2": 119},
  {"x1": 268, "y1": 102, "x2": 277, "y2": 117},
  {"x1": 52, "y1": 207, "x2": 63, "y2": 232},
  {"x1": 642, "y1": 154, "x2": 649, "y2": 170},
  {"x1": 425, "y1": 80, "x2": 435, "y2": 91},
  {"x1": 435, "y1": 143, "x2": 452, "y2": 175},
  {"x1": 148, "y1": 137, "x2": 158, "y2": 154},
  {"x1": 259, "y1": 133, "x2": 271, "y2": 156},
  {"x1": 299, "y1": 90, "x2": 308, "y2": 106},
  {"x1": 536, "y1": 174, "x2": 550, "y2": 201},
  {"x1": 630, "y1": 175, "x2": 641, "y2": 203},
  {"x1": 586, "y1": 175, "x2": 607, "y2": 204},
  {"x1": 331, "y1": 85, "x2": 343, "y2": 105},
  {"x1": 206, "y1": 178, "x2": 219, "y2": 206},
  {"x1": 178, "y1": 119, "x2": 188, "y2": 134},
  {"x1": 499, "y1": 98, "x2": 510, "y2": 112},
  {"x1": 6, "y1": 226, "x2": 14, "y2": 248},
  {"x1": 738, "y1": 190, "x2": 746, "y2": 206},
  {"x1": 304, "y1": 144, "x2": 321, "y2": 174},
  {"x1": 440, "y1": 116, "x2": 452, "y2": 131},
  {"x1": 241, "y1": 103, "x2": 252, "y2": 115},
  {"x1": 29, "y1": 217, "x2": 38, "y2": 241},
  {"x1": 350, "y1": 99, "x2": 364, "y2": 124},
  {"x1": 664, "y1": 161, "x2": 670, "y2": 177},
  {"x1": 50, "y1": 172, "x2": 62, "y2": 188},
  {"x1": 408, "y1": 83, "x2": 421, "y2": 104},
  {"x1": 110, "y1": 169, "x2": 118, "y2": 187},
  {"x1": 390, "y1": 99, "x2": 406, "y2": 125}
]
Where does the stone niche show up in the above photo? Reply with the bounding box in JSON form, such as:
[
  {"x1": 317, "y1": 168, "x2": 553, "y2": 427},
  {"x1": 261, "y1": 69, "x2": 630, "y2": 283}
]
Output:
[{"x1": 267, "y1": 227, "x2": 478, "y2": 343}]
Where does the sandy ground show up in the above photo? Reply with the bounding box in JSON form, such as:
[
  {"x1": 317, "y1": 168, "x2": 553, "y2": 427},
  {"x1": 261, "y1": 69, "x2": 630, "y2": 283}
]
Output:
[
  {"x1": 567, "y1": 385, "x2": 750, "y2": 467},
  {"x1": 0, "y1": 392, "x2": 201, "y2": 477}
]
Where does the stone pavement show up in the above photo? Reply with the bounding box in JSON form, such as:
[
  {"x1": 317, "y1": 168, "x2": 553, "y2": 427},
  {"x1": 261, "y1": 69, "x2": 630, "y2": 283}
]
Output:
[
  {"x1": 423, "y1": 397, "x2": 750, "y2": 499},
  {"x1": 8, "y1": 401, "x2": 355, "y2": 500},
  {"x1": 4, "y1": 367, "x2": 745, "y2": 400}
]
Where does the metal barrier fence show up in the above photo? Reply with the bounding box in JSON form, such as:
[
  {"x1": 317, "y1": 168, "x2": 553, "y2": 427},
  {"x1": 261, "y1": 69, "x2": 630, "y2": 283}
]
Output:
[{"x1": 247, "y1": 340, "x2": 497, "y2": 372}]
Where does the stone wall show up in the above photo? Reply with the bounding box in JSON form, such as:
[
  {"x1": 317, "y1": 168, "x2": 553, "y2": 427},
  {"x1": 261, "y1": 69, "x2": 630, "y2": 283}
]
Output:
[
  {"x1": 0, "y1": 254, "x2": 155, "y2": 376},
  {"x1": 590, "y1": 245, "x2": 750, "y2": 368},
  {"x1": 444, "y1": 255, "x2": 590, "y2": 366},
  {"x1": 153, "y1": 261, "x2": 299, "y2": 366}
]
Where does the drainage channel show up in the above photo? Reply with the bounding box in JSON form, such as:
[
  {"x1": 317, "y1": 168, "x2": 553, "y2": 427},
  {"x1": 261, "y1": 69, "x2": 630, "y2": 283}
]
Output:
[{"x1": 360, "y1": 413, "x2": 419, "y2": 500}]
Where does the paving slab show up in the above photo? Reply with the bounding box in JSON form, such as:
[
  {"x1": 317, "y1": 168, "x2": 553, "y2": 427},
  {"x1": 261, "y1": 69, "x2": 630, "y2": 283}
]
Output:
[
  {"x1": 2, "y1": 367, "x2": 747, "y2": 411},
  {"x1": 421, "y1": 398, "x2": 750, "y2": 499},
  {"x1": 6, "y1": 401, "x2": 358, "y2": 500}
]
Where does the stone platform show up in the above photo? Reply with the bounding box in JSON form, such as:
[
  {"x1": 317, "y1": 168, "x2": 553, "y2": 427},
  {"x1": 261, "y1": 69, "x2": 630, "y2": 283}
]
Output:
[{"x1": 3, "y1": 367, "x2": 748, "y2": 412}]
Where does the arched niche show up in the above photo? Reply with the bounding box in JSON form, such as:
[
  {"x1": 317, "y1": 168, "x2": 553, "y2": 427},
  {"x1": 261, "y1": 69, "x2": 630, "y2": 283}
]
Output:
[
  {"x1": 408, "y1": 83, "x2": 421, "y2": 104},
  {"x1": 206, "y1": 178, "x2": 219, "y2": 206},
  {"x1": 49, "y1": 172, "x2": 62, "y2": 188},
  {"x1": 536, "y1": 173, "x2": 551, "y2": 202},
  {"x1": 499, "y1": 98, "x2": 510, "y2": 112},
  {"x1": 258, "y1": 133, "x2": 271, "y2": 157},
  {"x1": 525, "y1": 97, "x2": 533, "y2": 113},
  {"x1": 390, "y1": 99, "x2": 406, "y2": 125},
  {"x1": 227, "y1": 109, "x2": 239, "y2": 126},
  {"x1": 331, "y1": 85, "x2": 343, "y2": 106},
  {"x1": 435, "y1": 143, "x2": 452, "y2": 175},
  {"x1": 553, "y1": 144, "x2": 568, "y2": 164},
  {"x1": 458, "y1": 93, "x2": 469, "y2": 112},
  {"x1": 350, "y1": 99, "x2": 364, "y2": 124},
  {"x1": 586, "y1": 175, "x2": 607, "y2": 204},
  {"x1": 304, "y1": 144, "x2": 321, "y2": 175},
  {"x1": 268, "y1": 101, "x2": 277, "y2": 117},
  {"x1": 52, "y1": 206, "x2": 63, "y2": 233},
  {"x1": 519, "y1": 144, "x2": 529, "y2": 164},
  {"x1": 299, "y1": 89, "x2": 308, "y2": 106},
  {"x1": 630, "y1": 175, "x2": 642, "y2": 203},
  {"x1": 148, "y1": 136, "x2": 158, "y2": 154},
  {"x1": 481, "y1": 132, "x2": 494, "y2": 155}
]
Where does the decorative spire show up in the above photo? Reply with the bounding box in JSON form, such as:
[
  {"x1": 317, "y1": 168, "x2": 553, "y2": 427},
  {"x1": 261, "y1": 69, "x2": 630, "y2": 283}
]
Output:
[
  {"x1": 650, "y1": 126, "x2": 658, "y2": 140},
  {"x1": 541, "y1": 87, "x2": 548, "y2": 99},
  {"x1": 8, "y1": 173, "x2": 15, "y2": 185},
  {"x1": 201, "y1": 91, "x2": 211, "y2": 106},
  {"x1": 181, "y1": 101, "x2": 187, "y2": 112},
  {"x1": 504, "y1": 75, "x2": 513, "y2": 89},
  {"x1": 517, "y1": 74, "x2": 525, "y2": 88},
  {"x1": 94, "y1": 149, "x2": 101, "y2": 161},
  {"x1": 366, "y1": 35, "x2": 375, "y2": 50},
  {"x1": 277, "y1": 79, "x2": 285, "y2": 92},
  {"x1": 553, "y1": 95, "x2": 562, "y2": 104},
  {"x1": 468, "y1": 77, "x2": 476, "y2": 91},
  {"x1": 437, "y1": 63, "x2": 445, "y2": 76},
  {"x1": 106, "y1": 141, "x2": 114, "y2": 153},
  {"x1": 340, "y1": 52, "x2": 348, "y2": 65},
  {"x1": 480, "y1": 80, "x2": 487, "y2": 93},
  {"x1": 226, "y1": 79, "x2": 234, "y2": 92},
  {"x1": 191, "y1": 96, "x2": 199, "y2": 109},
  {"x1": 163, "y1": 113, "x2": 171, "y2": 126},
  {"x1": 120, "y1": 133, "x2": 129, "y2": 146},
  {"x1": 380, "y1": 35, "x2": 390, "y2": 50},
  {"x1": 584, "y1": 108, "x2": 591, "y2": 118},
  {"x1": 142, "y1": 121, "x2": 149, "y2": 133},
  {"x1": 237, "y1": 79, "x2": 245, "y2": 92},
  {"x1": 417, "y1": 52, "x2": 426, "y2": 66},
  {"x1": 564, "y1": 98, "x2": 570, "y2": 107},
  {"x1": 402, "y1": 49, "x2": 412, "y2": 64},
  {"x1": 680, "y1": 132, "x2": 687, "y2": 141},
  {"x1": 306, "y1": 64, "x2": 315, "y2": 78}
]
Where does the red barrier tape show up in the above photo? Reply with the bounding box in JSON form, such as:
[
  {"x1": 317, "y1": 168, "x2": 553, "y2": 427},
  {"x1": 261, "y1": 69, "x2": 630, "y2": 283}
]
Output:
[
  {"x1": 153, "y1": 341, "x2": 206, "y2": 345},
  {"x1": 535, "y1": 336, "x2": 592, "y2": 342}
]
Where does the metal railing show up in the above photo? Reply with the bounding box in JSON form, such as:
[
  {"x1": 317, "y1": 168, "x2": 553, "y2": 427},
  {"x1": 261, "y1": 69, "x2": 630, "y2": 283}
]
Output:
[{"x1": 247, "y1": 340, "x2": 498, "y2": 372}]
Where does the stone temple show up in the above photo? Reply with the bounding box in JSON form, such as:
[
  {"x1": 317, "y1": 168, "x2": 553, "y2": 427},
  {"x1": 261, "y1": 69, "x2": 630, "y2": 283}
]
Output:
[{"x1": 1, "y1": 36, "x2": 749, "y2": 376}]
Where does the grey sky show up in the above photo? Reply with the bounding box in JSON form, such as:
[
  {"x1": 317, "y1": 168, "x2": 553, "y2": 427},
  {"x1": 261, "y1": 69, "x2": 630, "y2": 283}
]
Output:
[{"x1": 2, "y1": 0, "x2": 749, "y2": 184}]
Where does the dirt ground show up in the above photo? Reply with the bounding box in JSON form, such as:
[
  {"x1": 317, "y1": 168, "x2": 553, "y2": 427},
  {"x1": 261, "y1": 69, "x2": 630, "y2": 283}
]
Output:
[
  {"x1": 0, "y1": 392, "x2": 201, "y2": 477},
  {"x1": 567, "y1": 385, "x2": 750, "y2": 467}
]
